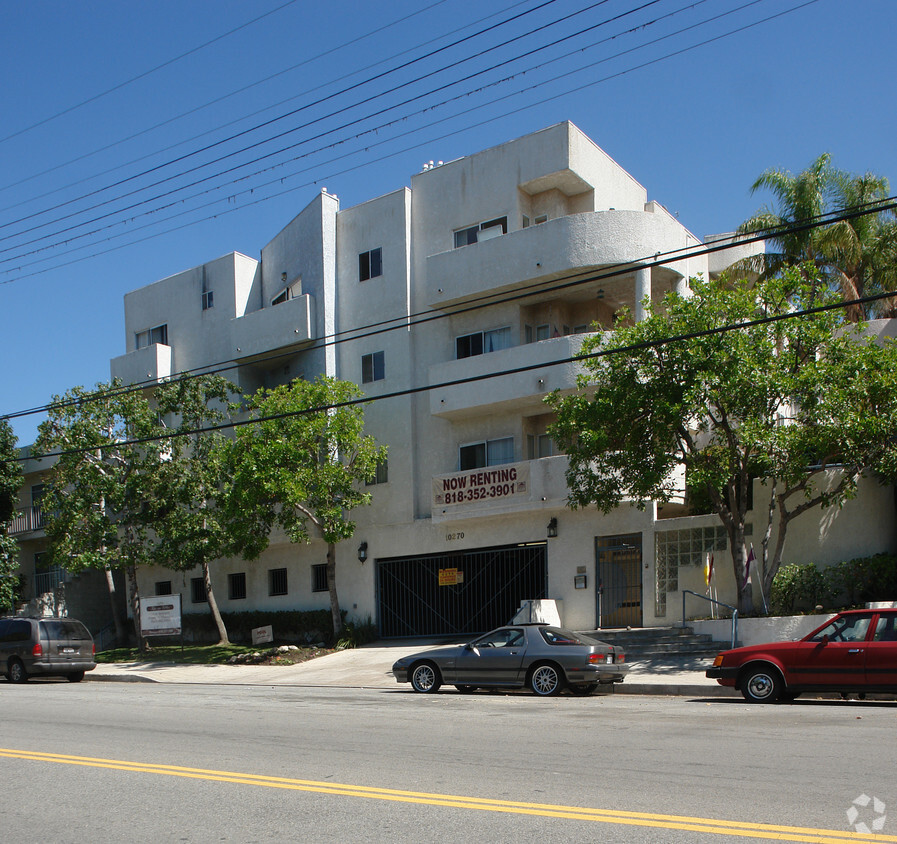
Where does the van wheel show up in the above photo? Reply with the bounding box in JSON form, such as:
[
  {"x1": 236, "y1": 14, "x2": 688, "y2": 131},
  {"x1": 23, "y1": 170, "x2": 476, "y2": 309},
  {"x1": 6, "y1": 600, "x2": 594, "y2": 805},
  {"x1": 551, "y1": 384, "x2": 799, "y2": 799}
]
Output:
[
  {"x1": 8, "y1": 659, "x2": 28, "y2": 684},
  {"x1": 67, "y1": 671, "x2": 85, "y2": 683}
]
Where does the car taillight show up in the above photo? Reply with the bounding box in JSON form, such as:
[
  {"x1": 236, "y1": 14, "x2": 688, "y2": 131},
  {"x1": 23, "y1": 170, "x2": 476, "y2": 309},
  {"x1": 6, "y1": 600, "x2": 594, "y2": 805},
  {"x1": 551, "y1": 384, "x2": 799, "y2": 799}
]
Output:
[
  {"x1": 32, "y1": 643, "x2": 42, "y2": 656},
  {"x1": 92, "y1": 643, "x2": 96, "y2": 655},
  {"x1": 616, "y1": 651, "x2": 625, "y2": 664},
  {"x1": 588, "y1": 653, "x2": 604, "y2": 664}
]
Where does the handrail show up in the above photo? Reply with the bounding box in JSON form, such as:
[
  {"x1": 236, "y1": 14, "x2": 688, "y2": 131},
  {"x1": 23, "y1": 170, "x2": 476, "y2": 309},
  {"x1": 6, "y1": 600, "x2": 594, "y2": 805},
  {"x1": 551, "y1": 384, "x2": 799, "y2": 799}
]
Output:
[{"x1": 682, "y1": 590, "x2": 739, "y2": 649}]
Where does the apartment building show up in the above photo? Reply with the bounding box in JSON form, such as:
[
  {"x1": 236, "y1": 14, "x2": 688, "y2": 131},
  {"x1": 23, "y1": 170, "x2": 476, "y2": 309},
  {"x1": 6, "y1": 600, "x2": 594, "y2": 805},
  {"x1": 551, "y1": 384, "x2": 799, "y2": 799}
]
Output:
[{"x1": 13, "y1": 122, "x2": 895, "y2": 635}]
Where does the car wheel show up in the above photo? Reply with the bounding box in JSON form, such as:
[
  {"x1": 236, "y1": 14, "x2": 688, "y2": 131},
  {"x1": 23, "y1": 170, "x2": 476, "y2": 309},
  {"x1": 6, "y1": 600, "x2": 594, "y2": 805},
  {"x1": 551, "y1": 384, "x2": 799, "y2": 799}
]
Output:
[
  {"x1": 67, "y1": 671, "x2": 85, "y2": 683},
  {"x1": 569, "y1": 683, "x2": 598, "y2": 696},
  {"x1": 530, "y1": 663, "x2": 564, "y2": 696},
  {"x1": 8, "y1": 659, "x2": 28, "y2": 684},
  {"x1": 741, "y1": 666, "x2": 782, "y2": 703},
  {"x1": 410, "y1": 662, "x2": 441, "y2": 693},
  {"x1": 454, "y1": 685, "x2": 478, "y2": 693}
]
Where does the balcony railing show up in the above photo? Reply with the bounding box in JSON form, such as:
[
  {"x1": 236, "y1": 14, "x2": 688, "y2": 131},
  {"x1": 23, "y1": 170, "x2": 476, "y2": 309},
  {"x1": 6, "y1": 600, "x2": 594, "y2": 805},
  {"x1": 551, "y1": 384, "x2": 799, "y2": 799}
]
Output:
[
  {"x1": 34, "y1": 567, "x2": 68, "y2": 595},
  {"x1": 9, "y1": 506, "x2": 46, "y2": 536}
]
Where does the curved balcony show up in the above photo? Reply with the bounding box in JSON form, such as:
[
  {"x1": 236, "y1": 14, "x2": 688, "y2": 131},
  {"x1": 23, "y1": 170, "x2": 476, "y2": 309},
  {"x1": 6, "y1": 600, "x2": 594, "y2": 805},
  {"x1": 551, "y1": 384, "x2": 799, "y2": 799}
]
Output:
[
  {"x1": 426, "y1": 209, "x2": 694, "y2": 310},
  {"x1": 429, "y1": 334, "x2": 594, "y2": 419}
]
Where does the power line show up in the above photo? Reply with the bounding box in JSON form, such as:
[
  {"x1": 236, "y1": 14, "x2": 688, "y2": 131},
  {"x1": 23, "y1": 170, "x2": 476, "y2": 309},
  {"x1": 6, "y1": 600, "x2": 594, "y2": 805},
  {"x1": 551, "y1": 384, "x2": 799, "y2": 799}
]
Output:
[
  {"x1": 5, "y1": 198, "x2": 893, "y2": 426},
  {"x1": 0, "y1": 0, "x2": 798, "y2": 274}
]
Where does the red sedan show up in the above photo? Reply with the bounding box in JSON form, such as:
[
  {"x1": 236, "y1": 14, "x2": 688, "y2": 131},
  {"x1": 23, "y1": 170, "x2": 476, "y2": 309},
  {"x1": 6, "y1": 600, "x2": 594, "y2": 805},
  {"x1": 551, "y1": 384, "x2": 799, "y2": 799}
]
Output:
[{"x1": 707, "y1": 608, "x2": 897, "y2": 702}]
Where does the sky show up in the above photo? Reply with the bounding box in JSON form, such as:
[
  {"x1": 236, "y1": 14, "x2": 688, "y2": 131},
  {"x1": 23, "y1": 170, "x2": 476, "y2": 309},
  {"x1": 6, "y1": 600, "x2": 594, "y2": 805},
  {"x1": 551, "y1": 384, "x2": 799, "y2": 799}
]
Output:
[{"x1": 1, "y1": 0, "x2": 895, "y2": 446}]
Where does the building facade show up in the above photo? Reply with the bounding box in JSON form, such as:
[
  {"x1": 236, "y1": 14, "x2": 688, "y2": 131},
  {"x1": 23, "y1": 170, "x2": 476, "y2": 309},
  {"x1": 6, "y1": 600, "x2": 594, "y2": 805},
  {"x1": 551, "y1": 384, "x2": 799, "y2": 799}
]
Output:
[{"x1": 14, "y1": 122, "x2": 896, "y2": 635}]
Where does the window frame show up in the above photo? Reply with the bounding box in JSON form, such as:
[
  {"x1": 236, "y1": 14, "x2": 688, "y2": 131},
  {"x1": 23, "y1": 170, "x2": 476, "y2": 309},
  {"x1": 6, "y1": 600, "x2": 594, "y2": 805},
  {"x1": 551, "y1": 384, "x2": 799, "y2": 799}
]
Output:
[
  {"x1": 135, "y1": 323, "x2": 168, "y2": 350},
  {"x1": 269, "y1": 567, "x2": 288, "y2": 597},
  {"x1": 191, "y1": 577, "x2": 208, "y2": 604},
  {"x1": 359, "y1": 247, "x2": 383, "y2": 282},
  {"x1": 361, "y1": 350, "x2": 385, "y2": 384},
  {"x1": 312, "y1": 564, "x2": 328, "y2": 594},
  {"x1": 453, "y1": 216, "x2": 508, "y2": 249},
  {"x1": 459, "y1": 436, "x2": 514, "y2": 470},
  {"x1": 228, "y1": 572, "x2": 247, "y2": 601}
]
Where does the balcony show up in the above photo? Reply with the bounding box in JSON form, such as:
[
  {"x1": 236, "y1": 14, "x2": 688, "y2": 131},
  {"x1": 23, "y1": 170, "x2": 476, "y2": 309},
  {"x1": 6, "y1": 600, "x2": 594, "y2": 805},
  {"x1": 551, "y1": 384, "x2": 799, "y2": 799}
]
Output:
[
  {"x1": 431, "y1": 455, "x2": 570, "y2": 524},
  {"x1": 231, "y1": 293, "x2": 316, "y2": 362},
  {"x1": 429, "y1": 334, "x2": 593, "y2": 419},
  {"x1": 10, "y1": 506, "x2": 46, "y2": 536},
  {"x1": 425, "y1": 210, "x2": 691, "y2": 310},
  {"x1": 110, "y1": 343, "x2": 172, "y2": 386}
]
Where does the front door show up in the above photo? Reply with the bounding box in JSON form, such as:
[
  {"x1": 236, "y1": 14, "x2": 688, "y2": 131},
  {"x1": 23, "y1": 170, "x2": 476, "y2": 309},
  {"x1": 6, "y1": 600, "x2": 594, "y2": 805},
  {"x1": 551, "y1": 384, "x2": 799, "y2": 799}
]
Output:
[{"x1": 596, "y1": 535, "x2": 642, "y2": 628}]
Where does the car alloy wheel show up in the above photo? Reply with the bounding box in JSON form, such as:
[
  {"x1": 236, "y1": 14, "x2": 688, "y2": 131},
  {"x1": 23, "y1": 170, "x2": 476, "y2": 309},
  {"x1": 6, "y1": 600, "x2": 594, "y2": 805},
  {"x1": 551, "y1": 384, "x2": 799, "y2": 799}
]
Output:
[
  {"x1": 410, "y1": 662, "x2": 441, "y2": 693},
  {"x1": 8, "y1": 659, "x2": 27, "y2": 684},
  {"x1": 530, "y1": 663, "x2": 563, "y2": 696}
]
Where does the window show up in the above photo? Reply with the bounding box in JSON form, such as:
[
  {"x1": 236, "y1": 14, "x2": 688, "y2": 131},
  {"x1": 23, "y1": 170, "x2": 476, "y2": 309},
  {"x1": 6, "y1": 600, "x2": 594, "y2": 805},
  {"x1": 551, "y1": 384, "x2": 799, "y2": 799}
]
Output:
[
  {"x1": 456, "y1": 327, "x2": 511, "y2": 359},
  {"x1": 534, "y1": 214, "x2": 548, "y2": 225},
  {"x1": 359, "y1": 247, "x2": 382, "y2": 281},
  {"x1": 527, "y1": 434, "x2": 554, "y2": 459},
  {"x1": 366, "y1": 459, "x2": 389, "y2": 486},
  {"x1": 453, "y1": 216, "x2": 507, "y2": 248},
  {"x1": 312, "y1": 564, "x2": 328, "y2": 593},
  {"x1": 269, "y1": 568, "x2": 288, "y2": 597},
  {"x1": 271, "y1": 288, "x2": 290, "y2": 306},
  {"x1": 155, "y1": 580, "x2": 172, "y2": 596},
  {"x1": 191, "y1": 577, "x2": 207, "y2": 604},
  {"x1": 362, "y1": 351, "x2": 385, "y2": 383},
  {"x1": 136, "y1": 324, "x2": 168, "y2": 349},
  {"x1": 810, "y1": 615, "x2": 872, "y2": 643},
  {"x1": 459, "y1": 437, "x2": 514, "y2": 470},
  {"x1": 228, "y1": 572, "x2": 247, "y2": 601},
  {"x1": 201, "y1": 289, "x2": 214, "y2": 310}
]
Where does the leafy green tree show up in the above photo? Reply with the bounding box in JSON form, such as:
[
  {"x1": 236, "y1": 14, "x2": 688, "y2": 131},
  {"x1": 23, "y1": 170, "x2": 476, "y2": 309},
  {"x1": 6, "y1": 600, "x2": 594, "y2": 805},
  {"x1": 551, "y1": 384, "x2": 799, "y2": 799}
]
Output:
[
  {"x1": 0, "y1": 419, "x2": 23, "y2": 611},
  {"x1": 151, "y1": 374, "x2": 241, "y2": 645},
  {"x1": 738, "y1": 154, "x2": 896, "y2": 321},
  {"x1": 548, "y1": 268, "x2": 897, "y2": 613},
  {"x1": 227, "y1": 376, "x2": 387, "y2": 636},
  {"x1": 36, "y1": 383, "x2": 163, "y2": 647}
]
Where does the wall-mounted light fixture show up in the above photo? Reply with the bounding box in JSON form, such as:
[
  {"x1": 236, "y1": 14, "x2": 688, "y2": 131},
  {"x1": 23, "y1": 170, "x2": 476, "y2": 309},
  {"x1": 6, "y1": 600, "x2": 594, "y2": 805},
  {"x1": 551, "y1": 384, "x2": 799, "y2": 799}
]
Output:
[
  {"x1": 547, "y1": 517, "x2": 558, "y2": 538},
  {"x1": 357, "y1": 542, "x2": 368, "y2": 564}
]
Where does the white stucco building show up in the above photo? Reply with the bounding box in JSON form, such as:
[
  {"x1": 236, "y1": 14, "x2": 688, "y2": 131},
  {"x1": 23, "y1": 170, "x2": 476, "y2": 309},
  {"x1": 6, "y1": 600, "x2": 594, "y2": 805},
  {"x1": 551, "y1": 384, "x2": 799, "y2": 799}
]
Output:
[{"x1": 14, "y1": 122, "x2": 896, "y2": 635}]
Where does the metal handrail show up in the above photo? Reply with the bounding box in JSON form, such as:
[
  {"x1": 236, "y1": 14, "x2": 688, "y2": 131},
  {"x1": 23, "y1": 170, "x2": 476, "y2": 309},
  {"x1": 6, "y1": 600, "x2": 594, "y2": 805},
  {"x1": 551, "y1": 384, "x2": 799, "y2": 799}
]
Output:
[{"x1": 682, "y1": 590, "x2": 739, "y2": 649}]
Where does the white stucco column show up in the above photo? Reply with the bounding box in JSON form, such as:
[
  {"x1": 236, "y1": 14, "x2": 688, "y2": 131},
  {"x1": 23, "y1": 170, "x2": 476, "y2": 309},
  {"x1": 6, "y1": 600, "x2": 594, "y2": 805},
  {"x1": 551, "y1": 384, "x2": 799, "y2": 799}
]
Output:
[
  {"x1": 634, "y1": 266, "x2": 651, "y2": 322},
  {"x1": 674, "y1": 273, "x2": 689, "y2": 297}
]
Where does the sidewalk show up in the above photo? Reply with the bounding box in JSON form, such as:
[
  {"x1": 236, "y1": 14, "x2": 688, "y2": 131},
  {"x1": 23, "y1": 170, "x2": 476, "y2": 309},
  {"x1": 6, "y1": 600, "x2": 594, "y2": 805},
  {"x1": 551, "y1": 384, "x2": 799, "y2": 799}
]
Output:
[{"x1": 88, "y1": 641, "x2": 737, "y2": 697}]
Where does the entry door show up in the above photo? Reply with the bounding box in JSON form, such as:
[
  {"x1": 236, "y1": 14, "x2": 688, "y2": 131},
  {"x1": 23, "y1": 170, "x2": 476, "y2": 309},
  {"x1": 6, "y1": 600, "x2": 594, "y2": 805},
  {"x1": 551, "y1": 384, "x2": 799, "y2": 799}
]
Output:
[{"x1": 596, "y1": 535, "x2": 642, "y2": 628}]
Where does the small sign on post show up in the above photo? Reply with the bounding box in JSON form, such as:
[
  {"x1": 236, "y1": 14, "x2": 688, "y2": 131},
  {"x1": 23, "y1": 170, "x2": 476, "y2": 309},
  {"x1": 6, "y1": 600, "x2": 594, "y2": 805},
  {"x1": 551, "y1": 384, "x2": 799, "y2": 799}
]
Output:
[
  {"x1": 252, "y1": 625, "x2": 274, "y2": 646},
  {"x1": 139, "y1": 595, "x2": 182, "y2": 638}
]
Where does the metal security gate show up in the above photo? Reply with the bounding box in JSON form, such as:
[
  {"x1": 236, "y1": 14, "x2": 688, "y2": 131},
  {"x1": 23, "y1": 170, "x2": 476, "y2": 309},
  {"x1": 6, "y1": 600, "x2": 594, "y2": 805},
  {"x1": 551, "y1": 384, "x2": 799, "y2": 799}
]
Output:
[
  {"x1": 377, "y1": 543, "x2": 547, "y2": 638},
  {"x1": 596, "y1": 534, "x2": 642, "y2": 628}
]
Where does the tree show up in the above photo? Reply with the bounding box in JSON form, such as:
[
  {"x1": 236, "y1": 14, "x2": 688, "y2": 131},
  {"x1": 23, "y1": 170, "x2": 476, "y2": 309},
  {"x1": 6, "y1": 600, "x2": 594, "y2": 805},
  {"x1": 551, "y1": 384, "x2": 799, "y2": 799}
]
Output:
[
  {"x1": 36, "y1": 383, "x2": 163, "y2": 648},
  {"x1": 547, "y1": 268, "x2": 897, "y2": 614},
  {"x1": 0, "y1": 419, "x2": 23, "y2": 612},
  {"x1": 150, "y1": 374, "x2": 241, "y2": 646},
  {"x1": 738, "y1": 154, "x2": 896, "y2": 321},
  {"x1": 227, "y1": 376, "x2": 387, "y2": 637}
]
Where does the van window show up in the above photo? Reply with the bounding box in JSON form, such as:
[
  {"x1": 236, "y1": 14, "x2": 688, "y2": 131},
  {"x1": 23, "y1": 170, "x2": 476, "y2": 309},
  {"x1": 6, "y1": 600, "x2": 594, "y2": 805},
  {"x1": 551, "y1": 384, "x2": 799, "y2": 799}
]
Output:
[{"x1": 40, "y1": 620, "x2": 91, "y2": 641}]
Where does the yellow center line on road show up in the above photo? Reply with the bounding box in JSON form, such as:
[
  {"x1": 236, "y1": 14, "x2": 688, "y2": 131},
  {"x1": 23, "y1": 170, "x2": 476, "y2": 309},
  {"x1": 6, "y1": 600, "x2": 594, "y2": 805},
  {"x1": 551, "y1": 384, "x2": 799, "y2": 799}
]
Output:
[{"x1": 0, "y1": 747, "x2": 890, "y2": 843}]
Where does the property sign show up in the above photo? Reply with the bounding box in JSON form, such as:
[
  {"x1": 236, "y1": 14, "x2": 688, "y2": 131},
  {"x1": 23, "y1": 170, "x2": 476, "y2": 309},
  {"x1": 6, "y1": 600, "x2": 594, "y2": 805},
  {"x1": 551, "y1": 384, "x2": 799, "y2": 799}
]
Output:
[
  {"x1": 252, "y1": 625, "x2": 274, "y2": 645},
  {"x1": 139, "y1": 594, "x2": 182, "y2": 637},
  {"x1": 433, "y1": 463, "x2": 530, "y2": 509}
]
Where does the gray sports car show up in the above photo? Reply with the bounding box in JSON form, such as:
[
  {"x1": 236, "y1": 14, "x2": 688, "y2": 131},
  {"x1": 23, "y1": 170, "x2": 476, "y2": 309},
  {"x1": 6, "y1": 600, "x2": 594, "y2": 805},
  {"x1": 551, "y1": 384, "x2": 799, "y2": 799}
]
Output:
[{"x1": 391, "y1": 623, "x2": 628, "y2": 696}]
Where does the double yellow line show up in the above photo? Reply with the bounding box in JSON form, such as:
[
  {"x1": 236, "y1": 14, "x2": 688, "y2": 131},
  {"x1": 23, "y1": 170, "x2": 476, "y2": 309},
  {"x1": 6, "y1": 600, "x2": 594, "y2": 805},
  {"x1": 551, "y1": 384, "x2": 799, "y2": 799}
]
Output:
[{"x1": 0, "y1": 747, "x2": 891, "y2": 843}]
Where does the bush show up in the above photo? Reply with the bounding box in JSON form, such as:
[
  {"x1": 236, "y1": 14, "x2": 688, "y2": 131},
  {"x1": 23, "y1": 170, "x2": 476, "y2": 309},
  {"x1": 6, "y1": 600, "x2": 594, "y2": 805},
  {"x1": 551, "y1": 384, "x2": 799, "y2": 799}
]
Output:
[
  {"x1": 335, "y1": 616, "x2": 378, "y2": 650},
  {"x1": 770, "y1": 563, "x2": 827, "y2": 615},
  {"x1": 176, "y1": 609, "x2": 347, "y2": 646}
]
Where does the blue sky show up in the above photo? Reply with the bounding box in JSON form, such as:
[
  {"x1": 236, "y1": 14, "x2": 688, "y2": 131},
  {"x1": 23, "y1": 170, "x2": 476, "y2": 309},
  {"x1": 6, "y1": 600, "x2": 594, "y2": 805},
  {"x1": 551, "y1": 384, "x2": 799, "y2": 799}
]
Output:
[{"x1": 2, "y1": 0, "x2": 895, "y2": 445}]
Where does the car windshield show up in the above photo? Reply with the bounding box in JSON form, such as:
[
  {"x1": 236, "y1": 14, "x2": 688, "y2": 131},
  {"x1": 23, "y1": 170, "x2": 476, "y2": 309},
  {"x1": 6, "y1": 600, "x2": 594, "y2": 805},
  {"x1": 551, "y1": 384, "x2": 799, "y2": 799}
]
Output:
[
  {"x1": 809, "y1": 615, "x2": 871, "y2": 643},
  {"x1": 539, "y1": 627, "x2": 589, "y2": 646}
]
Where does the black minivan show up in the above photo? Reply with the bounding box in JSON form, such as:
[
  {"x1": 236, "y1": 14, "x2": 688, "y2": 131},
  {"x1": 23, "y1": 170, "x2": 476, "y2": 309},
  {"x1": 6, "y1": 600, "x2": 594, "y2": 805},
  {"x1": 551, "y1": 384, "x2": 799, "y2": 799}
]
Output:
[{"x1": 0, "y1": 617, "x2": 96, "y2": 683}]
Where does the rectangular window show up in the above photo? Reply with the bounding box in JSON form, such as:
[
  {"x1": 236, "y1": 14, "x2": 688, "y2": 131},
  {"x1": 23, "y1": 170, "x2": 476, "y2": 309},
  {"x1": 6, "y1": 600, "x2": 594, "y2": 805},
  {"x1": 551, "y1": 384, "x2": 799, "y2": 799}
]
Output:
[
  {"x1": 365, "y1": 459, "x2": 389, "y2": 486},
  {"x1": 359, "y1": 247, "x2": 383, "y2": 281},
  {"x1": 269, "y1": 568, "x2": 288, "y2": 597},
  {"x1": 201, "y1": 290, "x2": 214, "y2": 310},
  {"x1": 459, "y1": 437, "x2": 514, "y2": 470},
  {"x1": 453, "y1": 216, "x2": 508, "y2": 248},
  {"x1": 191, "y1": 577, "x2": 207, "y2": 604},
  {"x1": 456, "y1": 327, "x2": 511, "y2": 359},
  {"x1": 527, "y1": 434, "x2": 554, "y2": 459},
  {"x1": 136, "y1": 324, "x2": 168, "y2": 350},
  {"x1": 312, "y1": 564, "x2": 328, "y2": 593},
  {"x1": 155, "y1": 580, "x2": 172, "y2": 596},
  {"x1": 362, "y1": 351, "x2": 385, "y2": 383},
  {"x1": 228, "y1": 572, "x2": 247, "y2": 601}
]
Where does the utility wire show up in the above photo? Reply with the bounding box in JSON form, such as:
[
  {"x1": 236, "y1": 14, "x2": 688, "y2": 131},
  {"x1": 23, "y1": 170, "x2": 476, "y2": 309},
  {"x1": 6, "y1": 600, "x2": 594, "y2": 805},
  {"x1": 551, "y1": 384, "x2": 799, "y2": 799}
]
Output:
[{"x1": 5, "y1": 198, "x2": 893, "y2": 426}]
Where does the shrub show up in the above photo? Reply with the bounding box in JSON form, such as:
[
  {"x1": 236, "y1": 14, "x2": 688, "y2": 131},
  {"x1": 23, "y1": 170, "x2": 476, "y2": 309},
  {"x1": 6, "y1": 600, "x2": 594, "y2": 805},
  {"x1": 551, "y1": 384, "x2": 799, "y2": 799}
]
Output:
[
  {"x1": 770, "y1": 563, "x2": 827, "y2": 614},
  {"x1": 175, "y1": 609, "x2": 347, "y2": 646}
]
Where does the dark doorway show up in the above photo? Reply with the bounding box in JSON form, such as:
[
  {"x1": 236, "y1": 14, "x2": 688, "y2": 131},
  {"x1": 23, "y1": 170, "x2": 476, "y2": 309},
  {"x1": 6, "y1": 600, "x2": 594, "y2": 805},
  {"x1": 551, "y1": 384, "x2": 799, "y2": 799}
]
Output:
[{"x1": 596, "y1": 534, "x2": 642, "y2": 628}]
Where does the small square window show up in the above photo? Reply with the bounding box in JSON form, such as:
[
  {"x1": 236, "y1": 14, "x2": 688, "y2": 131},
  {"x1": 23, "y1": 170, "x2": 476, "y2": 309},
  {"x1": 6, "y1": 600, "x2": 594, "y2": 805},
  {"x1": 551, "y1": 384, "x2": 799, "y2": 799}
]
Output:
[
  {"x1": 191, "y1": 577, "x2": 207, "y2": 604},
  {"x1": 312, "y1": 564, "x2": 328, "y2": 593},
  {"x1": 202, "y1": 290, "x2": 214, "y2": 310},
  {"x1": 365, "y1": 460, "x2": 388, "y2": 486},
  {"x1": 228, "y1": 572, "x2": 247, "y2": 600},
  {"x1": 269, "y1": 568, "x2": 288, "y2": 597},
  {"x1": 362, "y1": 351, "x2": 385, "y2": 383},
  {"x1": 155, "y1": 580, "x2": 172, "y2": 596},
  {"x1": 359, "y1": 247, "x2": 382, "y2": 281}
]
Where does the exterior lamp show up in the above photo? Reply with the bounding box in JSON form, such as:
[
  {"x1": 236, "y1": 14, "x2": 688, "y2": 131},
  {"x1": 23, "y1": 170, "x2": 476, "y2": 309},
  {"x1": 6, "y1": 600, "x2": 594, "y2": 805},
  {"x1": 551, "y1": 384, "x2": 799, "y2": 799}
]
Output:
[
  {"x1": 547, "y1": 518, "x2": 558, "y2": 538},
  {"x1": 357, "y1": 542, "x2": 368, "y2": 564}
]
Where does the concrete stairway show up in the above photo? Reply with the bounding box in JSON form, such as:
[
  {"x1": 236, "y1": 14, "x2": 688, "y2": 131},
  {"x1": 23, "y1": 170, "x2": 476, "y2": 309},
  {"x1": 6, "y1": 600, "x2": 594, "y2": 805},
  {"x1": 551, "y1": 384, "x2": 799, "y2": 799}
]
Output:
[{"x1": 582, "y1": 626, "x2": 730, "y2": 660}]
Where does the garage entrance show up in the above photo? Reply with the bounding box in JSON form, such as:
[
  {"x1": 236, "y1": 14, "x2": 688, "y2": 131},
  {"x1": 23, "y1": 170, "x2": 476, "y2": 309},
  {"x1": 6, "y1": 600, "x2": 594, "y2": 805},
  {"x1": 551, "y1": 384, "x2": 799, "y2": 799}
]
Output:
[
  {"x1": 377, "y1": 543, "x2": 547, "y2": 638},
  {"x1": 596, "y1": 534, "x2": 642, "y2": 628}
]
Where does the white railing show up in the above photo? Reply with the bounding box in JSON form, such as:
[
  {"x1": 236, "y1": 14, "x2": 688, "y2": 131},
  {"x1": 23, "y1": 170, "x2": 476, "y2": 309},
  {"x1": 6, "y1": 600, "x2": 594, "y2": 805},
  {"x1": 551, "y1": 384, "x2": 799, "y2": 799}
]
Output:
[{"x1": 9, "y1": 506, "x2": 45, "y2": 536}]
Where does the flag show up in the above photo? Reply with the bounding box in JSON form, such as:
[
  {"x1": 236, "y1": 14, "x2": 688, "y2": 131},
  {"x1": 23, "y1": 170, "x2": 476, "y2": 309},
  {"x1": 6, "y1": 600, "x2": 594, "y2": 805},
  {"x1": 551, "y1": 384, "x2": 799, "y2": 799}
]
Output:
[
  {"x1": 704, "y1": 551, "x2": 714, "y2": 587},
  {"x1": 743, "y1": 546, "x2": 755, "y2": 591}
]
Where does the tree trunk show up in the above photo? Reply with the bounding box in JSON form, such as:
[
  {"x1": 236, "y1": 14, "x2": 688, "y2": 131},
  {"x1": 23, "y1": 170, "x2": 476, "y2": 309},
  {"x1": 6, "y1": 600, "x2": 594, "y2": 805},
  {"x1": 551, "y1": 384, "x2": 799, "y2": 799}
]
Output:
[
  {"x1": 125, "y1": 563, "x2": 147, "y2": 652},
  {"x1": 104, "y1": 565, "x2": 127, "y2": 647},
  {"x1": 203, "y1": 560, "x2": 229, "y2": 646},
  {"x1": 326, "y1": 542, "x2": 342, "y2": 638}
]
